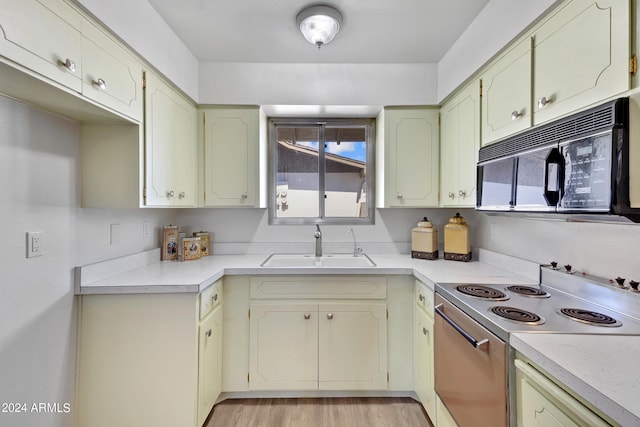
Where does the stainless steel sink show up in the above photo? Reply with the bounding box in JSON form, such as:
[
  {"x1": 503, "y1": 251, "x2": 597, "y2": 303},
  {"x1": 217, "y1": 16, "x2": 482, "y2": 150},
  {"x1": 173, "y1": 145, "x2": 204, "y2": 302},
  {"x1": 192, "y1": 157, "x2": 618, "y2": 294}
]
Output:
[{"x1": 261, "y1": 253, "x2": 376, "y2": 268}]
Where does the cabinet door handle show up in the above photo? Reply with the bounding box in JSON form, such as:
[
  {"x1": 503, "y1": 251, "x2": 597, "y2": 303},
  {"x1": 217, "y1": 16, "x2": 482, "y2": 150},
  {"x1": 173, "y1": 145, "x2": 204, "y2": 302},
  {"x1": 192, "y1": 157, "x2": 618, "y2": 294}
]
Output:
[
  {"x1": 396, "y1": 194, "x2": 403, "y2": 199},
  {"x1": 459, "y1": 190, "x2": 466, "y2": 198},
  {"x1": 327, "y1": 313, "x2": 334, "y2": 320},
  {"x1": 93, "y1": 78, "x2": 107, "y2": 90},
  {"x1": 418, "y1": 294, "x2": 424, "y2": 302},
  {"x1": 205, "y1": 329, "x2": 212, "y2": 338},
  {"x1": 511, "y1": 110, "x2": 522, "y2": 120},
  {"x1": 166, "y1": 190, "x2": 174, "y2": 198},
  {"x1": 304, "y1": 313, "x2": 311, "y2": 320},
  {"x1": 178, "y1": 192, "x2": 186, "y2": 199},
  {"x1": 537, "y1": 96, "x2": 552, "y2": 108},
  {"x1": 423, "y1": 327, "x2": 428, "y2": 336},
  {"x1": 212, "y1": 293, "x2": 218, "y2": 302},
  {"x1": 448, "y1": 192, "x2": 455, "y2": 199},
  {"x1": 241, "y1": 193, "x2": 248, "y2": 199},
  {"x1": 59, "y1": 58, "x2": 76, "y2": 73}
]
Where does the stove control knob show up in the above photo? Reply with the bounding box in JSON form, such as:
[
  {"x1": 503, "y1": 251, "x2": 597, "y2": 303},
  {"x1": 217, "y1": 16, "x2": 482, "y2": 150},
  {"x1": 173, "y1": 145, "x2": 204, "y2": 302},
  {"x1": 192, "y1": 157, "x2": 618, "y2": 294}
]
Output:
[
  {"x1": 550, "y1": 261, "x2": 558, "y2": 269},
  {"x1": 564, "y1": 264, "x2": 572, "y2": 273}
]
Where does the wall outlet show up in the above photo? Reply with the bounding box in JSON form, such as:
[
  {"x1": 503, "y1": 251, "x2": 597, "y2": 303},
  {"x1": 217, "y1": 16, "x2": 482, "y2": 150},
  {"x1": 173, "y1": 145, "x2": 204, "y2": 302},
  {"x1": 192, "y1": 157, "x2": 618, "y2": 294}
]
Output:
[
  {"x1": 143, "y1": 221, "x2": 151, "y2": 238},
  {"x1": 26, "y1": 231, "x2": 43, "y2": 258}
]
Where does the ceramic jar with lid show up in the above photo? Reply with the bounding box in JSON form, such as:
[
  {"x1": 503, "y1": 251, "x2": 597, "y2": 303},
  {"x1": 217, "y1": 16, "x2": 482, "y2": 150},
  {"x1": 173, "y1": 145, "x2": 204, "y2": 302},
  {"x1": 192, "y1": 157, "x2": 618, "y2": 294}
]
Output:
[
  {"x1": 411, "y1": 217, "x2": 438, "y2": 260},
  {"x1": 444, "y1": 212, "x2": 471, "y2": 262}
]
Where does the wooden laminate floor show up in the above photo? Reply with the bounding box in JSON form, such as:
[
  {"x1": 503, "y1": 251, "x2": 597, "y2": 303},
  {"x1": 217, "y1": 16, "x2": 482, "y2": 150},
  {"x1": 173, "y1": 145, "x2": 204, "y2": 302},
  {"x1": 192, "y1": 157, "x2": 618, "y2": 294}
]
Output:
[{"x1": 205, "y1": 397, "x2": 433, "y2": 427}]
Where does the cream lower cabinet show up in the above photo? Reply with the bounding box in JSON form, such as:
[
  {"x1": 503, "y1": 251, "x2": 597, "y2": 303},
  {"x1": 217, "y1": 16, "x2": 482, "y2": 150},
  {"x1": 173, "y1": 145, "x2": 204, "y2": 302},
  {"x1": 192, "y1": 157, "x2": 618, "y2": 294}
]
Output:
[
  {"x1": 248, "y1": 276, "x2": 388, "y2": 391},
  {"x1": 436, "y1": 395, "x2": 459, "y2": 427},
  {"x1": 76, "y1": 281, "x2": 223, "y2": 427},
  {"x1": 414, "y1": 280, "x2": 435, "y2": 421},
  {"x1": 145, "y1": 71, "x2": 197, "y2": 206},
  {"x1": 440, "y1": 79, "x2": 481, "y2": 207},
  {"x1": 515, "y1": 358, "x2": 610, "y2": 427},
  {"x1": 377, "y1": 107, "x2": 439, "y2": 207}
]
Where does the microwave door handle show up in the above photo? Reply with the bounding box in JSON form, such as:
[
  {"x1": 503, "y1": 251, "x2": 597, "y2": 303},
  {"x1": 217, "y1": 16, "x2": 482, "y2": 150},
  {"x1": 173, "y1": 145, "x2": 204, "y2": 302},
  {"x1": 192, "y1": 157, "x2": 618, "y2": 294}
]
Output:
[
  {"x1": 435, "y1": 304, "x2": 489, "y2": 350},
  {"x1": 544, "y1": 148, "x2": 562, "y2": 206}
]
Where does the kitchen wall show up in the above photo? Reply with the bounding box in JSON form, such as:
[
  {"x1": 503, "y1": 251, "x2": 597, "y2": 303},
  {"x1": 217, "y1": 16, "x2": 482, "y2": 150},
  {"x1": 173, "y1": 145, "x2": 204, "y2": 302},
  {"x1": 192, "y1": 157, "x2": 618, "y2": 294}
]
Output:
[{"x1": 0, "y1": 95, "x2": 174, "y2": 427}]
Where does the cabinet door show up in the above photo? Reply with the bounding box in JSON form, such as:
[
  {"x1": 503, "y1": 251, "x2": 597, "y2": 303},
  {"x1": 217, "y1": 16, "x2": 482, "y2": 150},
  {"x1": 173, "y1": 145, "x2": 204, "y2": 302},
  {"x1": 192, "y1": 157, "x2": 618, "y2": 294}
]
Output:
[
  {"x1": 482, "y1": 38, "x2": 532, "y2": 146},
  {"x1": 198, "y1": 305, "x2": 223, "y2": 427},
  {"x1": 0, "y1": 0, "x2": 82, "y2": 91},
  {"x1": 440, "y1": 80, "x2": 480, "y2": 208},
  {"x1": 414, "y1": 306, "x2": 435, "y2": 421},
  {"x1": 80, "y1": 21, "x2": 143, "y2": 121},
  {"x1": 144, "y1": 72, "x2": 197, "y2": 206},
  {"x1": 318, "y1": 303, "x2": 387, "y2": 390},
  {"x1": 249, "y1": 304, "x2": 318, "y2": 390},
  {"x1": 202, "y1": 107, "x2": 259, "y2": 207},
  {"x1": 384, "y1": 108, "x2": 439, "y2": 207},
  {"x1": 436, "y1": 394, "x2": 459, "y2": 427},
  {"x1": 533, "y1": 0, "x2": 630, "y2": 125}
]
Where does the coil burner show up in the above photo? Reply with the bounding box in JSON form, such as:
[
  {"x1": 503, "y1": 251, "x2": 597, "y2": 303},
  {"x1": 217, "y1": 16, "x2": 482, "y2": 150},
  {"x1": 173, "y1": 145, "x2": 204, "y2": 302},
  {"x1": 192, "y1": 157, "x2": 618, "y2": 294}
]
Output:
[
  {"x1": 489, "y1": 306, "x2": 546, "y2": 325},
  {"x1": 505, "y1": 285, "x2": 550, "y2": 298},
  {"x1": 455, "y1": 285, "x2": 509, "y2": 301},
  {"x1": 557, "y1": 308, "x2": 622, "y2": 327}
]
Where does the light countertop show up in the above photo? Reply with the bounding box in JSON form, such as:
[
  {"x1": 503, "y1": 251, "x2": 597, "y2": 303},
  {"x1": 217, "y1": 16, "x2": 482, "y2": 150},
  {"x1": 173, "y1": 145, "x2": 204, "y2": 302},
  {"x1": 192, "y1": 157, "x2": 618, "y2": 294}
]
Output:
[
  {"x1": 511, "y1": 333, "x2": 640, "y2": 426},
  {"x1": 74, "y1": 249, "x2": 539, "y2": 295}
]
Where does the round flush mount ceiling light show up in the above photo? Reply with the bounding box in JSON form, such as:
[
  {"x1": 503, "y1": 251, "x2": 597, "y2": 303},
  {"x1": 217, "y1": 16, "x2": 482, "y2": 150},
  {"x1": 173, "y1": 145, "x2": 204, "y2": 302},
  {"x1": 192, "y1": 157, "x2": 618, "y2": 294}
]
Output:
[{"x1": 296, "y1": 5, "x2": 343, "y2": 49}]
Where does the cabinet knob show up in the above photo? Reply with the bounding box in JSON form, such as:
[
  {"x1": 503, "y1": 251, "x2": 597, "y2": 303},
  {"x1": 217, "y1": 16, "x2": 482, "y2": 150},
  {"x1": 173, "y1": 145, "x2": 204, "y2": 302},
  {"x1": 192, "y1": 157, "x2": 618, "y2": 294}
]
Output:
[
  {"x1": 459, "y1": 190, "x2": 467, "y2": 198},
  {"x1": 166, "y1": 190, "x2": 174, "y2": 198},
  {"x1": 511, "y1": 110, "x2": 522, "y2": 120},
  {"x1": 327, "y1": 313, "x2": 334, "y2": 320},
  {"x1": 448, "y1": 192, "x2": 455, "y2": 199},
  {"x1": 241, "y1": 193, "x2": 248, "y2": 199},
  {"x1": 304, "y1": 313, "x2": 311, "y2": 320},
  {"x1": 93, "y1": 78, "x2": 107, "y2": 90},
  {"x1": 212, "y1": 293, "x2": 218, "y2": 302},
  {"x1": 537, "y1": 96, "x2": 553, "y2": 108},
  {"x1": 423, "y1": 327, "x2": 428, "y2": 336},
  {"x1": 419, "y1": 294, "x2": 424, "y2": 302},
  {"x1": 178, "y1": 192, "x2": 186, "y2": 199},
  {"x1": 396, "y1": 194, "x2": 403, "y2": 199},
  {"x1": 59, "y1": 58, "x2": 76, "y2": 73},
  {"x1": 205, "y1": 329, "x2": 212, "y2": 338}
]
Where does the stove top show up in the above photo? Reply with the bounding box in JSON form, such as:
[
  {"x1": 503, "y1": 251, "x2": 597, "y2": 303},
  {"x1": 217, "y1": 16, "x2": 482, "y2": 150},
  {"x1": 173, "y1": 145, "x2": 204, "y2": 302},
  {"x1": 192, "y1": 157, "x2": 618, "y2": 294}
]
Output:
[{"x1": 436, "y1": 267, "x2": 640, "y2": 342}]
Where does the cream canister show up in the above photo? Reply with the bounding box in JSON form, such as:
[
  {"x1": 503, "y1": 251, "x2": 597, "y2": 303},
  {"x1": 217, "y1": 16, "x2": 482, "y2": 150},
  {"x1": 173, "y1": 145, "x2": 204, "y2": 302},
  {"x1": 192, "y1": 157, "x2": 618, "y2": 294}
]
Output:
[
  {"x1": 444, "y1": 212, "x2": 471, "y2": 262},
  {"x1": 411, "y1": 217, "x2": 438, "y2": 260}
]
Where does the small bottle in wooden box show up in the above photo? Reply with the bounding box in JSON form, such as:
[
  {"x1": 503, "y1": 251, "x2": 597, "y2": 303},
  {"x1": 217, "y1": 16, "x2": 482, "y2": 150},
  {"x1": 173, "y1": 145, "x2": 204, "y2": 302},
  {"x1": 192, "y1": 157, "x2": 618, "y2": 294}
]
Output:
[
  {"x1": 193, "y1": 231, "x2": 210, "y2": 257},
  {"x1": 411, "y1": 217, "x2": 438, "y2": 260},
  {"x1": 444, "y1": 212, "x2": 471, "y2": 262},
  {"x1": 182, "y1": 237, "x2": 201, "y2": 261}
]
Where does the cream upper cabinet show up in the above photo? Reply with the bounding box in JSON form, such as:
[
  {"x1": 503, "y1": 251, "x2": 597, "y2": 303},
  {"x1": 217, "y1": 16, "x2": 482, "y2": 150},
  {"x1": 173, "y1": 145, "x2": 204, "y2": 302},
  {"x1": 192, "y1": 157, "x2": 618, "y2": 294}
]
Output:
[
  {"x1": 481, "y1": 37, "x2": 533, "y2": 146},
  {"x1": 378, "y1": 108, "x2": 439, "y2": 207},
  {"x1": 145, "y1": 71, "x2": 197, "y2": 207},
  {"x1": 0, "y1": 0, "x2": 83, "y2": 91},
  {"x1": 532, "y1": 0, "x2": 630, "y2": 125},
  {"x1": 413, "y1": 281, "x2": 435, "y2": 421},
  {"x1": 80, "y1": 20, "x2": 143, "y2": 121},
  {"x1": 200, "y1": 106, "x2": 260, "y2": 207},
  {"x1": 440, "y1": 79, "x2": 481, "y2": 207}
]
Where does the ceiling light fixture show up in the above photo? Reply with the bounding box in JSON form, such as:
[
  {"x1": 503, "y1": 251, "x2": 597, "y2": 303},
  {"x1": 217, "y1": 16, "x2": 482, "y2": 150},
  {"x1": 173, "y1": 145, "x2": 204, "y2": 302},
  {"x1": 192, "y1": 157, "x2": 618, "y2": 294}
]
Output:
[{"x1": 297, "y1": 5, "x2": 342, "y2": 49}]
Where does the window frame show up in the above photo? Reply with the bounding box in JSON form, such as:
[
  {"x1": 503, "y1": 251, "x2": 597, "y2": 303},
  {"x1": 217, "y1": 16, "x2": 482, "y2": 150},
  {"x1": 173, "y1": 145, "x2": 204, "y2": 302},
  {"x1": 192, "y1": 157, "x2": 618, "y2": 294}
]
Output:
[{"x1": 267, "y1": 117, "x2": 376, "y2": 225}]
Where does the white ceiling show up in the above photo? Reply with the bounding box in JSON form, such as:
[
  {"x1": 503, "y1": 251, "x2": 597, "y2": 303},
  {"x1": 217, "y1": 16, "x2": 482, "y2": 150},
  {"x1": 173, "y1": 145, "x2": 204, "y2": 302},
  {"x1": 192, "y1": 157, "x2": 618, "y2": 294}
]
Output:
[{"x1": 145, "y1": 0, "x2": 490, "y2": 64}]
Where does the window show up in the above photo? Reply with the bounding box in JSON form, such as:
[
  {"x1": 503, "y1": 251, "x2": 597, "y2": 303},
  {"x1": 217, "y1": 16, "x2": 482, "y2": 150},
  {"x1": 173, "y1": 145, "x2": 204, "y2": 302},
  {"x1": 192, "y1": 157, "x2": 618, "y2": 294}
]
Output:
[{"x1": 268, "y1": 118, "x2": 375, "y2": 224}]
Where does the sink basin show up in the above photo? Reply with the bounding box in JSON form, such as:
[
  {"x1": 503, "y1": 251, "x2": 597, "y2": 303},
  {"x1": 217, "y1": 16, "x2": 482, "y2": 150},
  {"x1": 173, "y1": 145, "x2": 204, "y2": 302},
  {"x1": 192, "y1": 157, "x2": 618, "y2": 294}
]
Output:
[{"x1": 261, "y1": 253, "x2": 377, "y2": 268}]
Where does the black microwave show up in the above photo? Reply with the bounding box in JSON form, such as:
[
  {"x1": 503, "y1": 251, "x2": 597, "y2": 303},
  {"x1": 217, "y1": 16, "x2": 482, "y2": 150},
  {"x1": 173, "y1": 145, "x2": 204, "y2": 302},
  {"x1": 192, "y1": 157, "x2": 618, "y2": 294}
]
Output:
[{"x1": 477, "y1": 97, "x2": 640, "y2": 222}]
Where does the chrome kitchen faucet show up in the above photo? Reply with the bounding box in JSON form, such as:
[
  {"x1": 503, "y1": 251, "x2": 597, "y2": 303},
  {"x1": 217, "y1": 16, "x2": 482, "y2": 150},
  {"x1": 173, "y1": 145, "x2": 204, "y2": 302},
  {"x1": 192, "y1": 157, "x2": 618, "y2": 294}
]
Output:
[{"x1": 314, "y1": 225, "x2": 322, "y2": 257}]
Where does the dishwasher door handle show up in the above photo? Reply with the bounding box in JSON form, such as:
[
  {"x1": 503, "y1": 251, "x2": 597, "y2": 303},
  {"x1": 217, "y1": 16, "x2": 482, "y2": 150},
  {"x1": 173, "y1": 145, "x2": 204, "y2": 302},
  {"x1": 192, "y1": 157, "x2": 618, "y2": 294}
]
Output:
[{"x1": 435, "y1": 303, "x2": 489, "y2": 350}]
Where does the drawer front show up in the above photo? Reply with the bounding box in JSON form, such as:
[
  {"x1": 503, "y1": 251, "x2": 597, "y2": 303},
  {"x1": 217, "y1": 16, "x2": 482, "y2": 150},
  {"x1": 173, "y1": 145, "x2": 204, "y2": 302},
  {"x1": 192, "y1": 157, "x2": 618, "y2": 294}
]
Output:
[
  {"x1": 250, "y1": 276, "x2": 387, "y2": 300},
  {"x1": 415, "y1": 280, "x2": 434, "y2": 316},
  {"x1": 200, "y1": 280, "x2": 222, "y2": 319}
]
